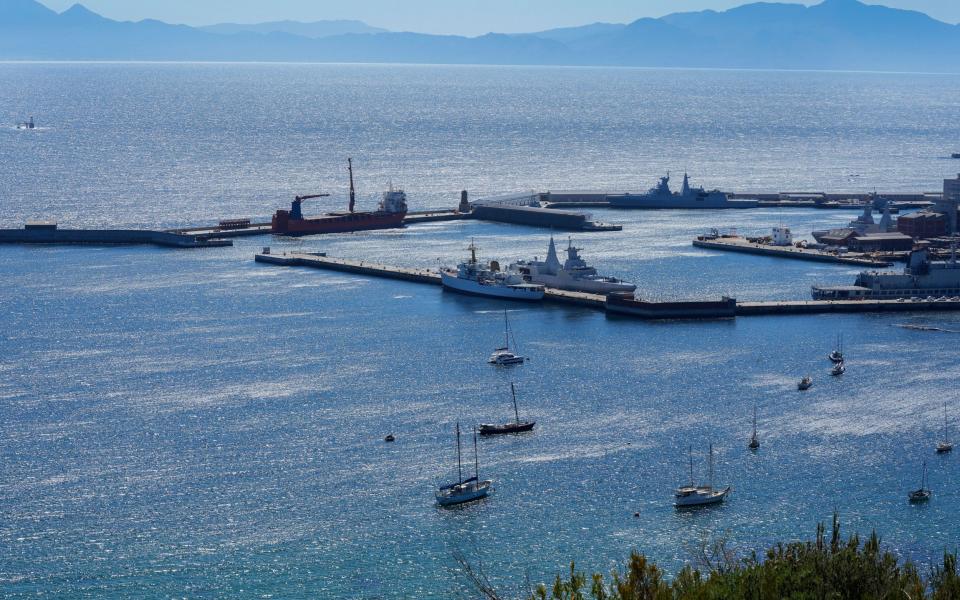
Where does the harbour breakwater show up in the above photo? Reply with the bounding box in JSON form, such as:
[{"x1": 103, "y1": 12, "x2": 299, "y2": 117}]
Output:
[
  {"x1": 254, "y1": 251, "x2": 960, "y2": 319},
  {"x1": 0, "y1": 223, "x2": 232, "y2": 248}
]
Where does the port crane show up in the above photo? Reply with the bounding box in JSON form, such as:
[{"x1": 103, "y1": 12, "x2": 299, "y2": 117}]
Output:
[
  {"x1": 289, "y1": 158, "x2": 358, "y2": 219},
  {"x1": 289, "y1": 193, "x2": 331, "y2": 220}
]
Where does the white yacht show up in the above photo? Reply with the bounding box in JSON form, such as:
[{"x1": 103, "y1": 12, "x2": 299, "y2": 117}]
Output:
[
  {"x1": 441, "y1": 241, "x2": 545, "y2": 301},
  {"x1": 489, "y1": 310, "x2": 526, "y2": 365},
  {"x1": 674, "y1": 444, "x2": 730, "y2": 508},
  {"x1": 508, "y1": 237, "x2": 636, "y2": 294},
  {"x1": 436, "y1": 423, "x2": 493, "y2": 507}
]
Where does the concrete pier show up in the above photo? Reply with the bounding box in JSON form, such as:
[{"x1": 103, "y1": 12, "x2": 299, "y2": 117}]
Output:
[
  {"x1": 0, "y1": 224, "x2": 232, "y2": 248},
  {"x1": 736, "y1": 298, "x2": 960, "y2": 315},
  {"x1": 255, "y1": 251, "x2": 960, "y2": 319},
  {"x1": 692, "y1": 236, "x2": 890, "y2": 267}
]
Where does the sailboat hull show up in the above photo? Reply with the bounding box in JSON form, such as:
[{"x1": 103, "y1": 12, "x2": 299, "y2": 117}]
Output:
[
  {"x1": 479, "y1": 421, "x2": 535, "y2": 435},
  {"x1": 674, "y1": 486, "x2": 731, "y2": 507},
  {"x1": 436, "y1": 480, "x2": 492, "y2": 506}
]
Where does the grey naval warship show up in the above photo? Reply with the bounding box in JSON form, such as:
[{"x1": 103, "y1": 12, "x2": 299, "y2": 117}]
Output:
[{"x1": 607, "y1": 173, "x2": 757, "y2": 209}]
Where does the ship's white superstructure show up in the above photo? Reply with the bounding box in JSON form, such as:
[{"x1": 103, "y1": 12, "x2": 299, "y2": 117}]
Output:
[
  {"x1": 441, "y1": 242, "x2": 545, "y2": 301},
  {"x1": 508, "y1": 237, "x2": 636, "y2": 294},
  {"x1": 378, "y1": 186, "x2": 408, "y2": 214}
]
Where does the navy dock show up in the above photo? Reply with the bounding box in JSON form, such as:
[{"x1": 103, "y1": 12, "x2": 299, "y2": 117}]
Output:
[
  {"x1": 255, "y1": 251, "x2": 960, "y2": 319},
  {"x1": 692, "y1": 236, "x2": 890, "y2": 267}
]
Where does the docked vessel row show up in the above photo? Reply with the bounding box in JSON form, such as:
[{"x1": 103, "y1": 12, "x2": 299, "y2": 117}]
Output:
[{"x1": 439, "y1": 237, "x2": 636, "y2": 300}]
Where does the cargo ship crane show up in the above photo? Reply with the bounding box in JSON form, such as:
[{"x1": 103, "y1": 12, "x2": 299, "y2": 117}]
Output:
[{"x1": 290, "y1": 193, "x2": 330, "y2": 220}]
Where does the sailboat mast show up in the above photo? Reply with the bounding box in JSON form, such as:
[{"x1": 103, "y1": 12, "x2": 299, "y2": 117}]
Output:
[
  {"x1": 473, "y1": 427, "x2": 479, "y2": 481},
  {"x1": 945, "y1": 402, "x2": 950, "y2": 442},
  {"x1": 456, "y1": 422, "x2": 463, "y2": 485},
  {"x1": 708, "y1": 443, "x2": 715, "y2": 489},
  {"x1": 504, "y1": 310, "x2": 510, "y2": 350},
  {"x1": 511, "y1": 382, "x2": 520, "y2": 424},
  {"x1": 688, "y1": 445, "x2": 694, "y2": 486}
]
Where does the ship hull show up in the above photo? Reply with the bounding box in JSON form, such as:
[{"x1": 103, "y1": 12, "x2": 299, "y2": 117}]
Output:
[
  {"x1": 608, "y1": 194, "x2": 757, "y2": 209},
  {"x1": 441, "y1": 271, "x2": 545, "y2": 301},
  {"x1": 605, "y1": 294, "x2": 737, "y2": 319},
  {"x1": 271, "y1": 211, "x2": 406, "y2": 236},
  {"x1": 530, "y1": 273, "x2": 636, "y2": 294}
]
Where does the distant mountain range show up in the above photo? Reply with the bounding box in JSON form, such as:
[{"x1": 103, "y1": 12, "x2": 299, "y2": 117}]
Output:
[
  {"x1": 2, "y1": 0, "x2": 959, "y2": 72},
  {"x1": 199, "y1": 20, "x2": 386, "y2": 38}
]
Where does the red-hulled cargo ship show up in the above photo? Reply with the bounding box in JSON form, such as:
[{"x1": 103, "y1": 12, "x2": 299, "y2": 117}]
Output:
[{"x1": 271, "y1": 158, "x2": 408, "y2": 236}]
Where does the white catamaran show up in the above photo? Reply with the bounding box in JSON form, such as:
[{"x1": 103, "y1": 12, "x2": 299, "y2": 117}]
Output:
[{"x1": 488, "y1": 310, "x2": 527, "y2": 366}]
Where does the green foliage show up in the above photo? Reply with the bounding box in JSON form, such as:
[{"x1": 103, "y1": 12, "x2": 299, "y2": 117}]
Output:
[{"x1": 526, "y1": 515, "x2": 958, "y2": 600}]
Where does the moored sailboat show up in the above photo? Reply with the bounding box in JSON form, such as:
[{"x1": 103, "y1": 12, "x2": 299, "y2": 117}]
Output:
[
  {"x1": 937, "y1": 402, "x2": 953, "y2": 454},
  {"x1": 674, "y1": 444, "x2": 730, "y2": 508},
  {"x1": 488, "y1": 310, "x2": 526, "y2": 365},
  {"x1": 829, "y1": 334, "x2": 844, "y2": 363},
  {"x1": 748, "y1": 406, "x2": 760, "y2": 450},
  {"x1": 479, "y1": 382, "x2": 536, "y2": 435},
  {"x1": 436, "y1": 422, "x2": 493, "y2": 507},
  {"x1": 908, "y1": 461, "x2": 932, "y2": 503}
]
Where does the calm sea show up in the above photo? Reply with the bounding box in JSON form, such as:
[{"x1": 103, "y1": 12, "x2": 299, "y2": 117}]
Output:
[{"x1": 1, "y1": 63, "x2": 960, "y2": 598}]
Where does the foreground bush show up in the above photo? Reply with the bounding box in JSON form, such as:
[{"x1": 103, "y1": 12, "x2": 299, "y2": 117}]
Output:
[{"x1": 467, "y1": 515, "x2": 960, "y2": 599}]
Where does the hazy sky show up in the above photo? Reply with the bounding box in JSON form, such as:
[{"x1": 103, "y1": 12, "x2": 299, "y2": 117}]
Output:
[{"x1": 38, "y1": 0, "x2": 960, "y2": 35}]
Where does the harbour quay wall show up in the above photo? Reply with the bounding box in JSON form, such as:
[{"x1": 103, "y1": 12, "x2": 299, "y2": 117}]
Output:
[
  {"x1": 470, "y1": 204, "x2": 620, "y2": 231},
  {"x1": 0, "y1": 227, "x2": 232, "y2": 248},
  {"x1": 255, "y1": 251, "x2": 442, "y2": 284},
  {"x1": 736, "y1": 299, "x2": 960, "y2": 316},
  {"x1": 692, "y1": 237, "x2": 890, "y2": 267}
]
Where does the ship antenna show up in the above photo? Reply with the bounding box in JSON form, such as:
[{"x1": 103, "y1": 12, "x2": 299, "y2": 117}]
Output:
[{"x1": 348, "y1": 158, "x2": 356, "y2": 213}]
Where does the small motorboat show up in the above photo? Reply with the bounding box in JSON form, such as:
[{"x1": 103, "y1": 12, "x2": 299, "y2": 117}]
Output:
[
  {"x1": 488, "y1": 310, "x2": 526, "y2": 366},
  {"x1": 830, "y1": 361, "x2": 845, "y2": 377},
  {"x1": 674, "y1": 444, "x2": 730, "y2": 508},
  {"x1": 479, "y1": 382, "x2": 535, "y2": 436},
  {"x1": 384, "y1": 434, "x2": 395, "y2": 443},
  {"x1": 748, "y1": 406, "x2": 760, "y2": 450},
  {"x1": 798, "y1": 376, "x2": 813, "y2": 391},
  {"x1": 936, "y1": 402, "x2": 953, "y2": 454},
  {"x1": 436, "y1": 423, "x2": 492, "y2": 507},
  {"x1": 16, "y1": 117, "x2": 35, "y2": 130},
  {"x1": 908, "y1": 462, "x2": 931, "y2": 503}
]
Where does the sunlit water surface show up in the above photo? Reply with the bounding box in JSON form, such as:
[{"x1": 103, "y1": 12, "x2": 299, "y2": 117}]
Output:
[{"x1": 1, "y1": 64, "x2": 959, "y2": 598}]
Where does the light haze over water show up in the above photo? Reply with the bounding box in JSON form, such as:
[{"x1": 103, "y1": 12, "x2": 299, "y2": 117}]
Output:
[{"x1": 1, "y1": 63, "x2": 960, "y2": 597}]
